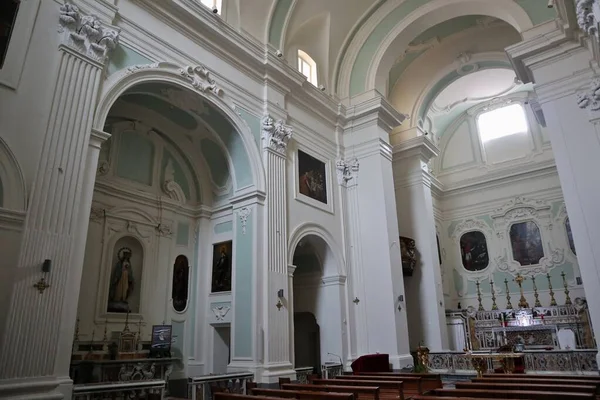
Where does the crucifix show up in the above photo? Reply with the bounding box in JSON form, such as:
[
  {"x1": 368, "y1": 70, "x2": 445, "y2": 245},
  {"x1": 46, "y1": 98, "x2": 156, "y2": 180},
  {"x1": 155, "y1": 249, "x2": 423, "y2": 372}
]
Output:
[{"x1": 514, "y1": 274, "x2": 529, "y2": 309}]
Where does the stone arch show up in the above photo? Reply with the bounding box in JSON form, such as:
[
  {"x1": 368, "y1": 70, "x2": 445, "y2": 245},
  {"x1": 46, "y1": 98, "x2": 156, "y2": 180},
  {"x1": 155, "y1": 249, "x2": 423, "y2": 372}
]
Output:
[
  {"x1": 337, "y1": 0, "x2": 533, "y2": 98},
  {"x1": 0, "y1": 136, "x2": 27, "y2": 211},
  {"x1": 288, "y1": 222, "x2": 346, "y2": 277},
  {"x1": 93, "y1": 62, "x2": 266, "y2": 197}
]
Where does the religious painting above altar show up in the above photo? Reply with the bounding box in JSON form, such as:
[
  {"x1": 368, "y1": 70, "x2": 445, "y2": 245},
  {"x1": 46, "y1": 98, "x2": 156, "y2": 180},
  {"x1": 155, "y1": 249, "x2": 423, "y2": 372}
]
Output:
[
  {"x1": 211, "y1": 241, "x2": 232, "y2": 293},
  {"x1": 459, "y1": 231, "x2": 489, "y2": 271},
  {"x1": 510, "y1": 221, "x2": 544, "y2": 266},
  {"x1": 297, "y1": 149, "x2": 327, "y2": 204},
  {"x1": 107, "y1": 237, "x2": 143, "y2": 313}
]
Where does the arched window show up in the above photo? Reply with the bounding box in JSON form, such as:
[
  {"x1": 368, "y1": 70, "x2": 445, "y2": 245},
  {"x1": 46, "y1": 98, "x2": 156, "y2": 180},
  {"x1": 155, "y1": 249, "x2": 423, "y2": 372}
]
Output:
[
  {"x1": 0, "y1": 0, "x2": 20, "y2": 68},
  {"x1": 172, "y1": 255, "x2": 190, "y2": 312},
  {"x1": 459, "y1": 231, "x2": 489, "y2": 271},
  {"x1": 477, "y1": 103, "x2": 528, "y2": 142},
  {"x1": 565, "y1": 217, "x2": 576, "y2": 255},
  {"x1": 297, "y1": 50, "x2": 318, "y2": 86},
  {"x1": 200, "y1": 0, "x2": 222, "y2": 14},
  {"x1": 509, "y1": 221, "x2": 544, "y2": 266}
]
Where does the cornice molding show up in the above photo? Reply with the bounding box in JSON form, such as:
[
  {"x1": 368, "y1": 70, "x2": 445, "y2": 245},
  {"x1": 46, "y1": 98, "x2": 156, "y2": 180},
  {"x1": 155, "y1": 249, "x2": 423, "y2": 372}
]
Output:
[
  {"x1": 0, "y1": 208, "x2": 26, "y2": 231},
  {"x1": 346, "y1": 91, "x2": 407, "y2": 133},
  {"x1": 392, "y1": 136, "x2": 439, "y2": 163}
]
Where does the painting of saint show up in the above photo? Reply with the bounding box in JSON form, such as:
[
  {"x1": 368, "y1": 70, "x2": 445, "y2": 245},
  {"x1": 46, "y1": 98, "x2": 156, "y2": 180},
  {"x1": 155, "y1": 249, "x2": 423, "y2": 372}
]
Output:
[
  {"x1": 172, "y1": 255, "x2": 190, "y2": 312},
  {"x1": 400, "y1": 236, "x2": 416, "y2": 276},
  {"x1": 460, "y1": 231, "x2": 489, "y2": 271},
  {"x1": 108, "y1": 247, "x2": 135, "y2": 313},
  {"x1": 565, "y1": 217, "x2": 576, "y2": 255},
  {"x1": 298, "y1": 150, "x2": 327, "y2": 204},
  {"x1": 510, "y1": 221, "x2": 544, "y2": 266},
  {"x1": 211, "y1": 241, "x2": 232, "y2": 293}
]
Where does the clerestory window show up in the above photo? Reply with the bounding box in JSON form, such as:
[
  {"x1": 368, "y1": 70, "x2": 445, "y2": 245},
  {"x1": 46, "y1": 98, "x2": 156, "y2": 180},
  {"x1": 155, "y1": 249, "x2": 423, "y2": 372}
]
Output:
[
  {"x1": 477, "y1": 103, "x2": 528, "y2": 143},
  {"x1": 297, "y1": 49, "x2": 318, "y2": 86},
  {"x1": 0, "y1": 0, "x2": 20, "y2": 69}
]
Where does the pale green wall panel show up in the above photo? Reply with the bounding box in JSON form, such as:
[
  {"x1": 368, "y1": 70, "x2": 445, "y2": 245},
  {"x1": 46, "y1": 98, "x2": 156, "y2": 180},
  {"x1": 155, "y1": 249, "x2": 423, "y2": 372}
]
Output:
[
  {"x1": 121, "y1": 94, "x2": 198, "y2": 131},
  {"x1": 107, "y1": 46, "x2": 153, "y2": 77},
  {"x1": 515, "y1": 0, "x2": 556, "y2": 25},
  {"x1": 116, "y1": 131, "x2": 155, "y2": 185},
  {"x1": 233, "y1": 208, "x2": 254, "y2": 358},
  {"x1": 268, "y1": 0, "x2": 294, "y2": 47},
  {"x1": 177, "y1": 222, "x2": 190, "y2": 246},
  {"x1": 161, "y1": 149, "x2": 192, "y2": 200},
  {"x1": 201, "y1": 139, "x2": 230, "y2": 187},
  {"x1": 171, "y1": 321, "x2": 185, "y2": 358},
  {"x1": 235, "y1": 107, "x2": 261, "y2": 149},
  {"x1": 214, "y1": 220, "x2": 233, "y2": 235}
]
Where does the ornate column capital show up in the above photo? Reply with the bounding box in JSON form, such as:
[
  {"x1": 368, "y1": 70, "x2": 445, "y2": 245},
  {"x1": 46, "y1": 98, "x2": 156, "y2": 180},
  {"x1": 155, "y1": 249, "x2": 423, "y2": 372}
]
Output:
[
  {"x1": 336, "y1": 158, "x2": 359, "y2": 187},
  {"x1": 261, "y1": 115, "x2": 293, "y2": 155},
  {"x1": 577, "y1": 0, "x2": 600, "y2": 39},
  {"x1": 58, "y1": 3, "x2": 120, "y2": 64},
  {"x1": 576, "y1": 77, "x2": 600, "y2": 111}
]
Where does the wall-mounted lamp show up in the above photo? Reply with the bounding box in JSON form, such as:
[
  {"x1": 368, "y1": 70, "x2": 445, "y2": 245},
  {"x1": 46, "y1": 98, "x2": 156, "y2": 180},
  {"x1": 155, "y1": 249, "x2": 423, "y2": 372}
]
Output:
[
  {"x1": 34, "y1": 259, "x2": 51, "y2": 294},
  {"x1": 277, "y1": 289, "x2": 284, "y2": 298},
  {"x1": 397, "y1": 295, "x2": 404, "y2": 312}
]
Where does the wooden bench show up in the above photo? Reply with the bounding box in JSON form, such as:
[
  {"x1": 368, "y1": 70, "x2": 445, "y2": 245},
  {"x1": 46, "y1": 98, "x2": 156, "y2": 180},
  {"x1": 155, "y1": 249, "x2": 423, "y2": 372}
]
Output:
[
  {"x1": 355, "y1": 372, "x2": 442, "y2": 391},
  {"x1": 430, "y1": 388, "x2": 595, "y2": 399},
  {"x1": 482, "y1": 373, "x2": 600, "y2": 382},
  {"x1": 472, "y1": 377, "x2": 600, "y2": 394},
  {"x1": 332, "y1": 375, "x2": 422, "y2": 394},
  {"x1": 281, "y1": 383, "x2": 380, "y2": 400},
  {"x1": 250, "y1": 388, "x2": 354, "y2": 400},
  {"x1": 313, "y1": 378, "x2": 407, "y2": 399},
  {"x1": 214, "y1": 393, "x2": 290, "y2": 400},
  {"x1": 455, "y1": 381, "x2": 597, "y2": 395},
  {"x1": 410, "y1": 397, "x2": 530, "y2": 400}
]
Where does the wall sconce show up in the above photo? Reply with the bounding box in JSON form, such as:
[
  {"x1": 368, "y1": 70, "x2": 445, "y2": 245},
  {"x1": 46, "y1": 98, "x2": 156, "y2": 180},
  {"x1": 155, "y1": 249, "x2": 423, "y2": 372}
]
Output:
[
  {"x1": 397, "y1": 295, "x2": 404, "y2": 312},
  {"x1": 277, "y1": 289, "x2": 284, "y2": 298},
  {"x1": 33, "y1": 259, "x2": 51, "y2": 294}
]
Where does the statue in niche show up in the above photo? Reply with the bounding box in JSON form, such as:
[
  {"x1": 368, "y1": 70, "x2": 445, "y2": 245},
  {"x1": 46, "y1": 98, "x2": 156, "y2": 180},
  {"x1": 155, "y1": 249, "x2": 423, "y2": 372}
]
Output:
[
  {"x1": 211, "y1": 241, "x2": 232, "y2": 293},
  {"x1": 172, "y1": 255, "x2": 190, "y2": 312},
  {"x1": 108, "y1": 247, "x2": 135, "y2": 313}
]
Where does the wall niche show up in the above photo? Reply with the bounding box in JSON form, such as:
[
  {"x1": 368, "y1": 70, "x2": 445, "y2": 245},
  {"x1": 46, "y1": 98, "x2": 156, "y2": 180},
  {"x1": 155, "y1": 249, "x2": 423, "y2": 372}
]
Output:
[
  {"x1": 107, "y1": 236, "x2": 144, "y2": 314},
  {"x1": 172, "y1": 255, "x2": 190, "y2": 312}
]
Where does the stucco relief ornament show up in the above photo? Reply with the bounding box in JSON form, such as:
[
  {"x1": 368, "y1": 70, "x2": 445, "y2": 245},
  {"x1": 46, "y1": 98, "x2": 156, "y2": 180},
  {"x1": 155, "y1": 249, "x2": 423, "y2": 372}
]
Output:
[
  {"x1": 179, "y1": 65, "x2": 224, "y2": 96},
  {"x1": 261, "y1": 115, "x2": 293, "y2": 154},
  {"x1": 238, "y1": 207, "x2": 251, "y2": 235},
  {"x1": 58, "y1": 4, "x2": 120, "y2": 63},
  {"x1": 576, "y1": 0, "x2": 599, "y2": 39},
  {"x1": 156, "y1": 223, "x2": 173, "y2": 237},
  {"x1": 336, "y1": 158, "x2": 359, "y2": 186},
  {"x1": 162, "y1": 159, "x2": 186, "y2": 204},
  {"x1": 97, "y1": 160, "x2": 110, "y2": 176},
  {"x1": 576, "y1": 78, "x2": 600, "y2": 111},
  {"x1": 212, "y1": 305, "x2": 231, "y2": 321}
]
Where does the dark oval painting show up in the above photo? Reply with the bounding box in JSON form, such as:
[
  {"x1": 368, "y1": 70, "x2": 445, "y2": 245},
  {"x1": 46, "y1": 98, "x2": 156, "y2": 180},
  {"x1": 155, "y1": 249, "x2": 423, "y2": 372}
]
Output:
[
  {"x1": 510, "y1": 221, "x2": 544, "y2": 266},
  {"x1": 172, "y1": 255, "x2": 189, "y2": 312},
  {"x1": 460, "y1": 231, "x2": 489, "y2": 271}
]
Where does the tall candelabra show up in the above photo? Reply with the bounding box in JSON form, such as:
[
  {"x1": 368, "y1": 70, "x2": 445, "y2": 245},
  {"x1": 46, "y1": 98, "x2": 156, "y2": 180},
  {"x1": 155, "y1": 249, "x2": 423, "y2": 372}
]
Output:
[
  {"x1": 514, "y1": 273, "x2": 529, "y2": 308},
  {"x1": 476, "y1": 280, "x2": 484, "y2": 311},
  {"x1": 504, "y1": 278, "x2": 513, "y2": 309},
  {"x1": 561, "y1": 271, "x2": 572, "y2": 305},
  {"x1": 531, "y1": 275, "x2": 542, "y2": 307},
  {"x1": 490, "y1": 279, "x2": 498, "y2": 310},
  {"x1": 547, "y1": 273, "x2": 557, "y2": 306}
]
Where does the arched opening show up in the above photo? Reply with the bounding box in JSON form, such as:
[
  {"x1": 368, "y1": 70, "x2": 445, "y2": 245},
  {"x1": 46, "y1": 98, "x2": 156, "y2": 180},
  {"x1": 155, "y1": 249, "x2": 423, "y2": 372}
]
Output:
[
  {"x1": 75, "y1": 65, "x2": 263, "y2": 377},
  {"x1": 290, "y1": 233, "x2": 346, "y2": 373}
]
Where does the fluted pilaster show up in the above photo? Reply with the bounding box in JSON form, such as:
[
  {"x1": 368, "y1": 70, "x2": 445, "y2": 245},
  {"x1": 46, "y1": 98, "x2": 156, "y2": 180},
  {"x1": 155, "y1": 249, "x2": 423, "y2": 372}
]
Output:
[
  {"x1": 0, "y1": 3, "x2": 118, "y2": 383},
  {"x1": 261, "y1": 116, "x2": 294, "y2": 373}
]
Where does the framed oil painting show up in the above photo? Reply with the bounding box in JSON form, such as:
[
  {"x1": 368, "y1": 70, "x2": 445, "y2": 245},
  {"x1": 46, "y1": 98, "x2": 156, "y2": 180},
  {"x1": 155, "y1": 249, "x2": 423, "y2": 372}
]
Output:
[
  {"x1": 565, "y1": 217, "x2": 576, "y2": 255},
  {"x1": 150, "y1": 325, "x2": 172, "y2": 350},
  {"x1": 400, "y1": 236, "x2": 416, "y2": 276},
  {"x1": 459, "y1": 231, "x2": 489, "y2": 272},
  {"x1": 211, "y1": 240, "x2": 232, "y2": 293},
  {"x1": 295, "y1": 149, "x2": 332, "y2": 212},
  {"x1": 172, "y1": 255, "x2": 189, "y2": 312},
  {"x1": 510, "y1": 221, "x2": 544, "y2": 266}
]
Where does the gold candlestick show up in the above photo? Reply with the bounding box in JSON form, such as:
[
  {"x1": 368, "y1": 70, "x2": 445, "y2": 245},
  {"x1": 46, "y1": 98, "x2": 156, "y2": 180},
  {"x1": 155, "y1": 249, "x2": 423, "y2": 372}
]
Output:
[
  {"x1": 514, "y1": 273, "x2": 529, "y2": 308},
  {"x1": 504, "y1": 278, "x2": 513, "y2": 309},
  {"x1": 531, "y1": 275, "x2": 542, "y2": 307},
  {"x1": 561, "y1": 271, "x2": 572, "y2": 305},
  {"x1": 476, "y1": 280, "x2": 484, "y2": 311},
  {"x1": 490, "y1": 279, "x2": 498, "y2": 310},
  {"x1": 547, "y1": 273, "x2": 557, "y2": 306}
]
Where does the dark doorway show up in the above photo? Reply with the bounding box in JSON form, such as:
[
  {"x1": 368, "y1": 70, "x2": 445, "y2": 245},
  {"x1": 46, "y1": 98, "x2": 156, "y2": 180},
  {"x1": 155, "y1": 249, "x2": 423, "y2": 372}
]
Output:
[{"x1": 294, "y1": 312, "x2": 321, "y2": 374}]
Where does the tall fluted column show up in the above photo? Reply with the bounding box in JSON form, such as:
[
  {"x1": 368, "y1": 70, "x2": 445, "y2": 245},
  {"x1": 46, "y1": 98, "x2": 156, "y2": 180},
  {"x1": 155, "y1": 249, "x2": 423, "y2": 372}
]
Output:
[
  {"x1": 336, "y1": 158, "x2": 367, "y2": 362},
  {"x1": 0, "y1": 4, "x2": 118, "y2": 398},
  {"x1": 260, "y1": 116, "x2": 295, "y2": 382}
]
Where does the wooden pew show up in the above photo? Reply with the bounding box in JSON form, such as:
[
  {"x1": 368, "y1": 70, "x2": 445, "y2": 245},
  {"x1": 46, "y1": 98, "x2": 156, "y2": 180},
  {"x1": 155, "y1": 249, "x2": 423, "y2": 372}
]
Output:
[
  {"x1": 482, "y1": 373, "x2": 600, "y2": 382},
  {"x1": 411, "y1": 397, "x2": 530, "y2": 400},
  {"x1": 455, "y1": 381, "x2": 597, "y2": 395},
  {"x1": 472, "y1": 377, "x2": 600, "y2": 394},
  {"x1": 250, "y1": 388, "x2": 354, "y2": 400},
  {"x1": 214, "y1": 394, "x2": 289, "y2": 400},
  {"x1": 282, "y1": 383, "x2": 380, "y2": 400},
  {"x1": 354, "y1": 372, "x2": 442, "y2": 391},
  {"x1": 332, "y1": 375, "x2": 422, "y2": 394},
  {"x1": 430, "y1": 388, "x2": 595, "y2": 400},
  {"x1": 313, "y1": 378, "x2": 407, "y2": 399}
]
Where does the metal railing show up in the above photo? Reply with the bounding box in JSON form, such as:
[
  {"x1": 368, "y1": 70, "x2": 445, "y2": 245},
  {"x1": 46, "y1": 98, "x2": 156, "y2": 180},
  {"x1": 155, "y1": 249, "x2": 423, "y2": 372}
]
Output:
[
  {"x1": 321, "y1": 363, "x2": 343, "y2": 379},
  {"x1": 294, "y1": 366, "x2": 314, "y2": 384},
  {"x1": 72, "y1": 379, "x2": 165, "y2": 399},
  {"x1": 188, "y1": 371, "x2": 254, "y2": 400}
]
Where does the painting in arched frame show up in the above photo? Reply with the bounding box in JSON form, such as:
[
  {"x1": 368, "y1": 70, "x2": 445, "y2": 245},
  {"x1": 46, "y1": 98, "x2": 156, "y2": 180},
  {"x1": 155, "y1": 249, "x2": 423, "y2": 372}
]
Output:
[
  {"x1": 459, "y1": 231, "x2": 489, "y2": 272},
  {"x1": 565, "y1": 217, "x2": 576, "y2": 255},
  {"x1": 107, "y1": 236, "x2": 143, "y2": 313},
  {"x1": 510, "y1": 221, "x2": 544, "y2": 266},
  {"x1": 172, "y1": 255, "x2": 190, "y2": 312}
]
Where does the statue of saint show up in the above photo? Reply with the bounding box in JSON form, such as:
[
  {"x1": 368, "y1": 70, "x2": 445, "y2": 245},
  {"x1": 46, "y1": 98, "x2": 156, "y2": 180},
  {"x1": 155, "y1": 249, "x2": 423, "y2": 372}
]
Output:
[{"x1": 108, "y1": 247, "x2": 135, "y2": 312}]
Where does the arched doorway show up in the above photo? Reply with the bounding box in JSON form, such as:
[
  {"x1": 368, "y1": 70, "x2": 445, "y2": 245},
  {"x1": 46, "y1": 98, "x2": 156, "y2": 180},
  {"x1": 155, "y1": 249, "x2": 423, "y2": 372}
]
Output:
[
  {"x1": 74, "y1": 63, "x2": 265, "y2": 379},
  {"x1": 290, "y1": 232, "x2": 347, "y2": 372}
]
